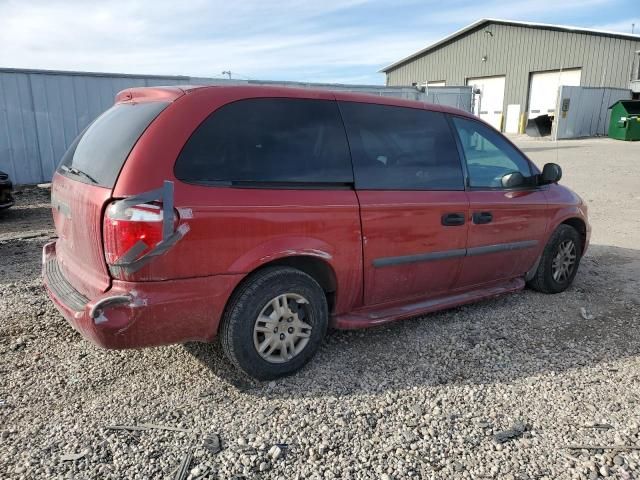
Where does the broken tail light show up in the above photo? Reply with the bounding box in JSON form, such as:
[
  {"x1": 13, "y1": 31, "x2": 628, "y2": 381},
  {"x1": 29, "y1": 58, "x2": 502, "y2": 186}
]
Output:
[{"x1": 103, "y1": 201, "x2": 178, "y2": 266}]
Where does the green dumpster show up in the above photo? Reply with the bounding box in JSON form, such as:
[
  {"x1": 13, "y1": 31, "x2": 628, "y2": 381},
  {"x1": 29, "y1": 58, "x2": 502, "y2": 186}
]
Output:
[{"x1": 608, "y1": 100, "x2": 640, "y2": 141}]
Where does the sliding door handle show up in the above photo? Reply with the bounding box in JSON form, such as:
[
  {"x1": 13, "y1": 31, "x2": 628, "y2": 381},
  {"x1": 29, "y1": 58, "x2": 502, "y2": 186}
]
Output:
[
  {"x1": 441, "y1": 212, "x2": 466, "y2": 226},
  {"x1": 473, "y1": 211, "x2": 493, "y2": 224}
]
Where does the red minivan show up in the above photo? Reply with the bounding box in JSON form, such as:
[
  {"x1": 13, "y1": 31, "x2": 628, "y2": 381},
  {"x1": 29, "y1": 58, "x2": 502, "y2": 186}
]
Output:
[{"x1": 43, "y1": 85, "x2": 590, "y2": 379}]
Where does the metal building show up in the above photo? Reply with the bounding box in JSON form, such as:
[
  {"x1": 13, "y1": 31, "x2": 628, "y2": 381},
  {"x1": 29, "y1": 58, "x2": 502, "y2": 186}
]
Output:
[
  {"x1": 382, "y1": 19, "x2": 640, "y2": 133},
  {"x1": 0, "y1": 68, "x2": 472, "y2": 185}
]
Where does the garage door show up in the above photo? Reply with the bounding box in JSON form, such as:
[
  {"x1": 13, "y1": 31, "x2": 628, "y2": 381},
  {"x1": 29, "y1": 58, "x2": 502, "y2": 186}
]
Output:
[
  {"x1": 467, "y1": 76, "x2": 505, "y2": 130},
  {"x1": 528, "y1": 69, "x2": 581, "y2": 118}
]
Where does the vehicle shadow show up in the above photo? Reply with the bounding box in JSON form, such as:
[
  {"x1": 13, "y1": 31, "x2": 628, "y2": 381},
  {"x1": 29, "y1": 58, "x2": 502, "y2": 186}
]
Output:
[{"x1": 188, "y1": 243, "x2": 640, "y2": 397}]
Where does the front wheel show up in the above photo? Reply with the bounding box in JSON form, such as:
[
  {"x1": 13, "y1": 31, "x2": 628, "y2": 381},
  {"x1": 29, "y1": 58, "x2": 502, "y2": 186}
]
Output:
[
  {"x1": 220, "y1": 267, "x2": 328, "y2": 380},
  {"x1": 527, "y1": 224, "x2": 583, "y2": 294}
]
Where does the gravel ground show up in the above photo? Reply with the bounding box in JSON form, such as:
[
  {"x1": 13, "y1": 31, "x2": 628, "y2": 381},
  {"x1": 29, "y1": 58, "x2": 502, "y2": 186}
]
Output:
[{"x1": 1, "y1": 138, "x2": 640, "y2": 480}]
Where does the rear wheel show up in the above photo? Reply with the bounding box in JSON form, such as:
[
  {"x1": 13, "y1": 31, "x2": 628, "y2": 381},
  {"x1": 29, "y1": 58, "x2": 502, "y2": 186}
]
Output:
[
  {"x1": 220, "y1": 267, "x2": 328, "y2": 380},
  {"x1": 527, "y1": 224, "x2": 582, "y2": 294}
]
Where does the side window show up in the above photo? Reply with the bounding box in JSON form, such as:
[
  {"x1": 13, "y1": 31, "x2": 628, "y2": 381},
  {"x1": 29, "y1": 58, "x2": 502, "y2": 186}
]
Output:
[
  {"x1": 338, "y1": 102, "x2": 464, "y2": 190},
  {"x1": 451, "y1": 116, "x2": 533, "y2": 188},
  {"x1": 175, "y1": 98, "x2": 353, "y2": 185}
]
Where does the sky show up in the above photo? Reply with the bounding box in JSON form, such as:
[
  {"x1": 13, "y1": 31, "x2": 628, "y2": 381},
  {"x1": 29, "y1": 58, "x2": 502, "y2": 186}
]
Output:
[{"x1": 0, "y1": 0, "x2": 639, "y2": 85}]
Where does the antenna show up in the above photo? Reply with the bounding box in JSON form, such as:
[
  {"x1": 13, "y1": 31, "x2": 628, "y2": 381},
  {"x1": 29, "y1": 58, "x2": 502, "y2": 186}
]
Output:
[{"x1": 633, "y1": 23, "x2": 635, "y2": 34}]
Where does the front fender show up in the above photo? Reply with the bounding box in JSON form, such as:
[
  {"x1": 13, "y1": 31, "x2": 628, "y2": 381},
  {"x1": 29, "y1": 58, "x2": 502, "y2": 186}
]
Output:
[{"x1": 545, "y1": 206, "x2": 591, "y2": 254}]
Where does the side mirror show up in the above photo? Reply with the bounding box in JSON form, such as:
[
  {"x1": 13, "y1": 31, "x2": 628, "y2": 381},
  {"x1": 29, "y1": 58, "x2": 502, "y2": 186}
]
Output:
[
  {"x1": 501, "y1": 171, "x2": 525, "y2": 188},
  {"x1": 541, "y1": 163, "x2": 562, "y2": 184}
]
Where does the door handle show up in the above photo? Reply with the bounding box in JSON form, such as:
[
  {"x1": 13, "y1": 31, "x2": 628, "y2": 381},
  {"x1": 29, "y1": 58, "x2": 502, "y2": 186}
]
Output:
[
  {"x1": 473, "y1": 211, "x2": 493, "y2": 224},
  {"x1": 441, "y1": 212, "x2": 466, "y2": 226}
]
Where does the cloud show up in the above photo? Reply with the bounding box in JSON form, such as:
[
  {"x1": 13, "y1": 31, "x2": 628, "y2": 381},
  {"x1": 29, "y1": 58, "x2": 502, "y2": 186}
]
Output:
[
  {"x1": 0, "y1": 0, "x2": 424, "y2": 83},
  {"x1": 0, "y1": 0, "x2": 633, "y2": 84}
]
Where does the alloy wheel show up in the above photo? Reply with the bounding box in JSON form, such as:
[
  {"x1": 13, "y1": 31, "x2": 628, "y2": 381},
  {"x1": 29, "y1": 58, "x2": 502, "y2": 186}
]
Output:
[
  {"x1": 552, "y1": 239, "x2": 577, "y2": 283},
  {"x1": 253, "y1": 293, "x2": 313, "y2": 364}
]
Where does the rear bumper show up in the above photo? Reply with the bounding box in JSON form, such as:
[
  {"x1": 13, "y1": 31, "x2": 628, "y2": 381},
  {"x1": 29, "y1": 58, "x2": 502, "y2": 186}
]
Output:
[{"x1": 42, "y1": 241, "x2": 243, "y2": 349}]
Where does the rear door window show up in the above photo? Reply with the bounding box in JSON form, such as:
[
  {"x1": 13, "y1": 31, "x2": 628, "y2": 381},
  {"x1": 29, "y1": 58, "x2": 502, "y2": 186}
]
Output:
[
  {"x1": 58, "y1": 102, "x2": 168, "y2": 188},
  {"x1": 174, "y1": 98, "x2": 353, "y2": 186},
  {"x1": 338, "y1": 102, "x2": 464, "y2": 190}
]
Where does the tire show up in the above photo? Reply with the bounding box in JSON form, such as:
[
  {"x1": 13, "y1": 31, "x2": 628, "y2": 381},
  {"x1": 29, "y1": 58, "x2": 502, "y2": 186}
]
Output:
[
  {"x1": 527, "y1": 224, "x2": 583, "y2": 294},
  {"x1": 219, "y1": 266, "x2": 328, "y2": 380}
]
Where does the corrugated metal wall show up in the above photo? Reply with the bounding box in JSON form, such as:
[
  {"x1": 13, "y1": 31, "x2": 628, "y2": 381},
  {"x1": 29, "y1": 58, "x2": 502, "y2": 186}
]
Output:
[
  {"x1": 0, "y1": 68, "x2": 472, "y2": 184},
  {"x1": 554, "y1": 86, "x2": 631, "y2": 139},
  {"x1": 0, "y1": 69, "x2": 224, "y2": 185},
  {"x1": 385, "y1": 22, "x2": 640, "y2": 123}
]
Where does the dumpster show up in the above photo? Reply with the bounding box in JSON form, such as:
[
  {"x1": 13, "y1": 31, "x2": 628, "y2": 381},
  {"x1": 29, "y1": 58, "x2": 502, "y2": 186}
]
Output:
[{"x1": 608, "y1": 100, "x2": 640, "y2": 141}]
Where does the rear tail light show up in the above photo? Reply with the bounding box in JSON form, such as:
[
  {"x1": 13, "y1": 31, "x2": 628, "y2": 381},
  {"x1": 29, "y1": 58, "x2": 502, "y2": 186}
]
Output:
[{"x1": 103, "y1": 201, "x2": 178, "y2": 265}]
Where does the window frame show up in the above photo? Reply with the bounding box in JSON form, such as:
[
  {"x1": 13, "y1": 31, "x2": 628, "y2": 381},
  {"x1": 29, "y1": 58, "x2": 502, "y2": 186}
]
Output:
[
  {"x1": 173, "y1": 97, "x2": 355, "y2": 190},
  {"x1": 337, "y1": 101, "x2": 466, "y2": 192},
  {"x1": 446, "y1": 113, "x2": 542, "y2": 192}
]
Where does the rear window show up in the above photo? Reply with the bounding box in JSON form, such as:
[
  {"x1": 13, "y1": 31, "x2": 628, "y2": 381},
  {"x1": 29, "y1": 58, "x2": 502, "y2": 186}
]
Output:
[
  {"x1": 174, "y1": 98, "x2": 353, "y2": 186},
  {"x1": 58, "y1": 102, "x2": 168, "y2": 187}
]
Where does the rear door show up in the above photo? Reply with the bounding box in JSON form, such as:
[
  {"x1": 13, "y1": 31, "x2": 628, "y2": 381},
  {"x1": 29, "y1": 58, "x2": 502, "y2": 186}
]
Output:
[
  {"x1": 171, "y1": 96, "x2": 363, "y2": 314},
  {"x1": 450, "y1": 115, "x2": 548, "y2": 289},
  {"x1": 338, "y1": 101, "x2": 468, "y2": 306},
  {"x1": 52, "y1": 101, "x2": 169, "y2": 299}
]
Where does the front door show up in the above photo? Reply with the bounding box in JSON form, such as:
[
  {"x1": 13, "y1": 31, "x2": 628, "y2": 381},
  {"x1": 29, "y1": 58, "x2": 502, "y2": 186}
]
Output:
[
  {"x1": 450, "y1": 115, "x2": 548, "y2": 288},
  {"x1": 337, "y1": 99, "x2": 468, "y2": 306}
]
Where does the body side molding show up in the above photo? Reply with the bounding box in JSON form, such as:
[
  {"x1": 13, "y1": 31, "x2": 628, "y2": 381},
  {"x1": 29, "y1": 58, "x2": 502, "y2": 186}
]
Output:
[{"x1": 373, "y1": 240, "x2": 539, "y2": 268}]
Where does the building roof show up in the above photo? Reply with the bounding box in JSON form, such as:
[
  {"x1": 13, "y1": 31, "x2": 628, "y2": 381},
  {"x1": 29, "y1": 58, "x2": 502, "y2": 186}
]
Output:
[{"x1": 381, "y1": 18, "x2": 640, "y2": 72}]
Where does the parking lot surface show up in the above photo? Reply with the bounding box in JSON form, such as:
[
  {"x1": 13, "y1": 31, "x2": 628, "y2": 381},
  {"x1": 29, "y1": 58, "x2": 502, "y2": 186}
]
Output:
[{"x1": 1, "y1": 137, "x2": 639, "y2": 479}]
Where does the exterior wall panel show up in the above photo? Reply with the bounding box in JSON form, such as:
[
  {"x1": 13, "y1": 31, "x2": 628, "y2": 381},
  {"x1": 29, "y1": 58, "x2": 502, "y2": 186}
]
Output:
[
  {"x1": 0, "y1": 69, "x2": 473, "y2": 184},
  {"x1": 0, "y1": 73, "x2": 41, "y2": 184},
  {"x1": 386, "y1": 22, "x2": 640, "y2": 129},
  {"x1": 554, "y1": 86, "x2": 631, "y2": 139}
]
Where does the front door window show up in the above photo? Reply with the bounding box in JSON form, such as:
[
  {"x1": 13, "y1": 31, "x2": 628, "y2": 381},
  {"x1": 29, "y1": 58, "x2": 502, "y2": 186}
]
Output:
[{"x1": 451, "y1": 116, "x2": 533, "y2": 189}]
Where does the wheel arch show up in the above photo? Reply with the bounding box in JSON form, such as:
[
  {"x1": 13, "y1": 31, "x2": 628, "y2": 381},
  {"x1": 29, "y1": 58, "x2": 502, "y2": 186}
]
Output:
[{"x1": 224, "y1": 254, "x2": 339, "y2": 321}]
